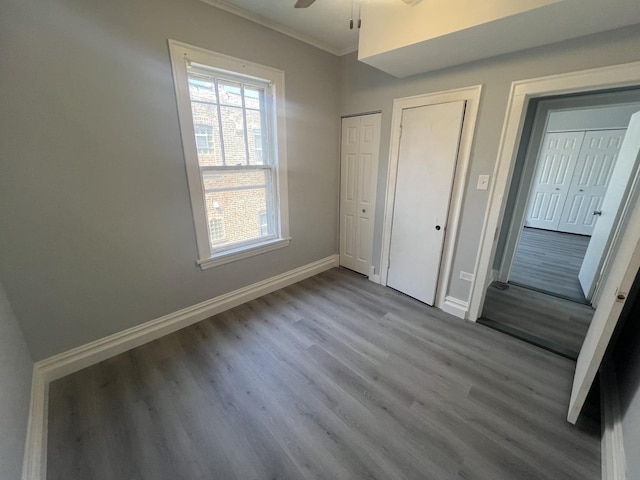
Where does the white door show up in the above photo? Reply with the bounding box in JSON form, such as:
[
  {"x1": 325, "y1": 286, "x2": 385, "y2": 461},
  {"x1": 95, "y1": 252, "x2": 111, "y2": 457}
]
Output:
[
  {"x1": 387, "y1": 101, "x2": 465, "y2": 305},
  {"x1": 579, "y1": 115, "x2": 640, "y2": 301},
  {"x1": 556, "y1": 129, "x2": 626, "y2": 235},
  {"x1": 339, "y1": 114, "x2": 381, "y2": 275},
  {"x1": 524, "y1": 131, "x2": 585, "y2": 230},
  {"x1": 568, "y1": 116, "x2": 640, "y2": 424}
]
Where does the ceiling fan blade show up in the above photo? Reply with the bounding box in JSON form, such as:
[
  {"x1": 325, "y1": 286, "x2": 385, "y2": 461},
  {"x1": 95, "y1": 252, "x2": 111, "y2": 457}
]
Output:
[{"x1": 294, "y1": 0, "x2": 316, "y2": 8}]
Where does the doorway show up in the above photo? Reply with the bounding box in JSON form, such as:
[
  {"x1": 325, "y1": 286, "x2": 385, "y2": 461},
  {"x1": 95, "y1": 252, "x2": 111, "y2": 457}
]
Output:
[{"x1": 480, "y1": 91, "x2": 640, "y2": 358}]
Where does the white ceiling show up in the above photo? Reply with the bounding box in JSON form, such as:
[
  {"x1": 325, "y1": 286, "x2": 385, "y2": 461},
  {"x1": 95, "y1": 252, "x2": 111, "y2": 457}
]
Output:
[
  {"x1": 200, "y1": 0, "x2": 360, "y2": 56},
  {"x1": 200, "y1": 0, "x2": 640, "y2": 68}
]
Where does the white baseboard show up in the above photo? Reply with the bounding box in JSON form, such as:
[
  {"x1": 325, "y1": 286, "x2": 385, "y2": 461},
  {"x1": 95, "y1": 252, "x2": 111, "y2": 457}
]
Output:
[
  {"x1": 440, "y1": 295, "x2": 468, "y2": 320},
  {"x1": 601, "y1": 359, "x2": 627, "y2": 480},
  {"x1": 368, "y1": 265, "x2": 381, "y2": 284},
  {"x1": 21, "y1": 254, "x2": 339, "y2": 480},
  {"x1": 488, "y1": 268, "x2": 499, "y2": 286}
]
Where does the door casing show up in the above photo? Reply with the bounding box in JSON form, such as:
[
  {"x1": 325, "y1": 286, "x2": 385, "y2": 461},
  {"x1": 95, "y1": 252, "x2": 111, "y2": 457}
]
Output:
[
  {"x1": 464, "y1": 60, "x2": 640, "y2": 424},
  {"x1": 380, "y1": 85, "x2": 482, "y2": 318}
]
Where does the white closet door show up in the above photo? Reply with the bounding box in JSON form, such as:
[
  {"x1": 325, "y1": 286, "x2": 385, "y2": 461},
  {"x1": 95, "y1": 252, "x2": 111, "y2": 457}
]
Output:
[
  {"x1": 556, "y1": 129, "x2": 626, "y2": 235},
  {"x1": 387, "y1": 101, "x2": 465, "y2": 305},
  {"x1": 339, "y1": 114, "x2": 381, "y2": 275},
  {"x1": 524, "y1": 131, "x2": 585, "y2": 231}
]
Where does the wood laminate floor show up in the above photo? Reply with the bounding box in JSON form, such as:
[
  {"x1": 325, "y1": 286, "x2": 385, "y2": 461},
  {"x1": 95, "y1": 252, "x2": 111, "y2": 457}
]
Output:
[
  {"x1": 47, "y1": 268, "x2": 600, "y2": 480},
  {"x1": 510, "y1": 227, "x2": 591, "y2": 303},
  {"x1": 481, "y1": 282, "x2": 594, "y2": 358}
]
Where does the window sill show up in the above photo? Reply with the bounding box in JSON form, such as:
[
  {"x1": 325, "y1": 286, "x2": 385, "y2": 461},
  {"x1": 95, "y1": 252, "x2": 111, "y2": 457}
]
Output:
[{"x1": 197, "y1": 237, "x2": 291, "y2": 270}]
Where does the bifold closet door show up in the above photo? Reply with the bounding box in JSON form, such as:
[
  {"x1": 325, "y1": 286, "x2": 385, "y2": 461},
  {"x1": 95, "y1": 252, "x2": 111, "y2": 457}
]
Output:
[
  {"x1": 524, "y1": 131, "x2": 585, "y2": 231},
  {"x1": 387, "y1": 101, "x2": 465, "y2": 305},
  {"x1": 556, "y1": 129, "x2": 626, "y2": 235},
  {"x1": 339, "y1": 114, "x2": 381, "y2": 276}
]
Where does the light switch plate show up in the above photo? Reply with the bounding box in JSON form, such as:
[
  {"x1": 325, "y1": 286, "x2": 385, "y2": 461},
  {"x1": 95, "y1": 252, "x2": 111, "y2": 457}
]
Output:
[{"x1": 477, "y1": 174, "x2": 490, "y2": 190}]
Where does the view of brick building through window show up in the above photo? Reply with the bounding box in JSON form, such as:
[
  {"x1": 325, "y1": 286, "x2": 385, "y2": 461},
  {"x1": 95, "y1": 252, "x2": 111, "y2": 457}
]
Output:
[{"x1": 188, "y1": 73, "x2": 275, "y2": 251}]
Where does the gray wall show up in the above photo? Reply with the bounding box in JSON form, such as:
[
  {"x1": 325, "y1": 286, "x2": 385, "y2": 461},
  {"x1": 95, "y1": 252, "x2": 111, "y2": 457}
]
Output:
[
  {"x1": 0, "y1": 0, "x2": 341, "y2": 360},
  {"x1": 0, "y1": 282, "x2": 33, "y2": 480},
  {"x1": 547, "y1": 103, "x2": 640, "y2": 131},
  {"x1": 339, "y1": 24, "x2": 640, "y2": 302},
  {"x1": 612, "y1": 270, "x2": 640, "y2": 479}
]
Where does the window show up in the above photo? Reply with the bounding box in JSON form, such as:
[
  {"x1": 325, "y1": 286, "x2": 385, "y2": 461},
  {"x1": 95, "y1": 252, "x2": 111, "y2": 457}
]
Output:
[
  {"x1": 258, "y1": 210, "x2": 270, "y2": 237},
  {"x1": 208, "y1": 217, "x2": 225, "y2": 243},
  {"x1": 194, "y1": 125, "x2": 214, "y2": 155},
  {"x1": 169, "y1": 40, "x2": 290, "y2": 269}
]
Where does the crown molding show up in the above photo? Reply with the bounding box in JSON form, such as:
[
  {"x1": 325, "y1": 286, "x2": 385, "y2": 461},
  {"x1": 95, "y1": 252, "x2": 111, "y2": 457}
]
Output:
[{"x1": 200, "y1": 0, "x2": 357, "y2": 57}]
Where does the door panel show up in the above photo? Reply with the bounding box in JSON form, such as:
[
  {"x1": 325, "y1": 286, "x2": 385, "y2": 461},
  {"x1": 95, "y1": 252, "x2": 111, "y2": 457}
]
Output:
[
  {"x1": 387, "y1": 101, "x2": 465, "y2": 305},
  {"x1": 340, "y1": 118, "x2": 359, "y2": 270},
  {"x1": 557, "y1": 130, "x2": 626, "y2": 235},
  {"x1": 339, "y1": 114, "x2": 381, "y2": 275},
  {"x1": 525, "y1": 132, "x2": 585, "y2": 230},
  {"x1": 579, "y1": 118, "x2": 640, "y2": 301},
  {"x1": 570, "y1": 115, "x2": 640, "y2": 424}
]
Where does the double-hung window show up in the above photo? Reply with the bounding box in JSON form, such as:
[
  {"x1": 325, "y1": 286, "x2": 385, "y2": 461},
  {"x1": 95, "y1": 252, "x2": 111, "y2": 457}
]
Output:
[{"x1": 169, "y1": 41, "x2": 290, "y2": 269}]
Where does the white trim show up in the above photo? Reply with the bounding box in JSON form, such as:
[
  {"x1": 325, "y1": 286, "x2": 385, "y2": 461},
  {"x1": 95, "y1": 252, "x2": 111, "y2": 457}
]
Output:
[
  {"x1": 21, "y1": 371, "x2": 47, "y2": 480},
  {"x1": 468, "y1": 61, "x2": 640, "y2": 322},
  {"x1": 368, "y1": 266, "x2": 381, "y2": 284},
  {"x1": 20, "y1": 254, "x2": 339, "y2": 480},
  {"x1": 487, "y1": 269, "x2": 499, "y2": 286},
  {"x1": 199, "y1": 0, "x2": 358, "y2": 57},
  {"x1": 440, "y1": 296, "x2": 469, "y2": 319},
  {"x1": 198, "y1": 237, "x2": 291, "y2": 269},
  {"x1": 379, "y1": 85, "x2": 483, "y2": 313},
  {"x1": 168, "y1": 40, "x2": 290, "y2": 268},
  {"x1": 600, "y1": 358, "x2": 627, "y2": 480}
]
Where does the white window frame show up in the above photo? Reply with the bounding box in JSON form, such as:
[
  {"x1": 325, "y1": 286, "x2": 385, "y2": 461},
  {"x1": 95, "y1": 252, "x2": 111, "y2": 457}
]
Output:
[{"x1": 168, "y1": 40, "x2": 290, "y2": 270}]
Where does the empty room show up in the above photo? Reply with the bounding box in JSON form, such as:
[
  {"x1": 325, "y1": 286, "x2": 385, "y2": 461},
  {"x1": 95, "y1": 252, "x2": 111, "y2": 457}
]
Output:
[{"x1": 2, "y1": 1, "x2": 640, "y2": 479}]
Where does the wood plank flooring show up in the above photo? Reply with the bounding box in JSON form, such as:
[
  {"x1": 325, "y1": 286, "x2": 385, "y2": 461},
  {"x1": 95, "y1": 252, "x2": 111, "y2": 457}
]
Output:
[
  {"x1": 481, "y1": 282, "x2": 594, "y2": 358},
  {"x1": 47, "y1": 268, "x2": 600, "y2": 480},
  {"x1": 510, "y1": 227, "x2": 590, "y2": 303}
]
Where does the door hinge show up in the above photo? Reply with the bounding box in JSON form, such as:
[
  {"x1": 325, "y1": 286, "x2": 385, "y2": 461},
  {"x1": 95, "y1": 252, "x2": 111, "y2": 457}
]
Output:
[{"x1": 399, "y1": 124, "x2": 403, "y2": 139}]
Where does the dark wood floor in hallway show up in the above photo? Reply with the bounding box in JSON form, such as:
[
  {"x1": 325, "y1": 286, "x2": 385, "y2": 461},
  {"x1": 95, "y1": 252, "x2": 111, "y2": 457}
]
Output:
[{"x1": 47, "y1": 268, "x2": 600, "y2": 480}]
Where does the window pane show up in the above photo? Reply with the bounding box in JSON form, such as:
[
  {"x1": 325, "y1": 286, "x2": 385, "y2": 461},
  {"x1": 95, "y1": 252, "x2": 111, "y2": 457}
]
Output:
[
  {"x1": 188, "y1": 76, "x2": 217, "y2": 104},
  {"x1": 189, "y1": 96, "x2": 223, "y2": 166},
  {"x1": 220, "y1": 106, "x2": 247, "y2": 165},
  {"x1": 247, "y1": 110, "x2": 265, "y2": 165},
  {"x1": 218, "y1": 80, "x2": 243, "y2": 107},
  {"x1": 244, "y1": 85, "x2": 263, "y2": 110},
  {"x1": 202, "y1": 169, "x2": 275, "y2": 250}
]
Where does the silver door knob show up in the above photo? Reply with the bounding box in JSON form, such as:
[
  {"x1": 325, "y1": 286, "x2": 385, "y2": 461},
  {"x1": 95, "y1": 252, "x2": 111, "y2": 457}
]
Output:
[{"x1": 593, "y1": 210, "x2": 602, "y2": 216}]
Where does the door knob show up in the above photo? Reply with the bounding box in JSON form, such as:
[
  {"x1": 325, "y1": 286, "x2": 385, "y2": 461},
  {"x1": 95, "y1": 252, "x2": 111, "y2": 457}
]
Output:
[
  {"x1": 362, "y1": 209, "x2": 366, "y2": 213},
  {"x1": 435, "y1": 225, "x2": 441, "y2": 231},
  {"x1": 593, "y1": 210, "x2": 602, "y2": 216}
]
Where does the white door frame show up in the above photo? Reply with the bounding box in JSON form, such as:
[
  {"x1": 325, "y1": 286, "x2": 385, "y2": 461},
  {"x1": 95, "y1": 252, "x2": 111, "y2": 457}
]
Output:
[
  {"x1": 380, "y1": 85, "x2": 482, "y2": 317},
  {"x1": 469, "y1": 60, "x2": 640, "y2": 322}
]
